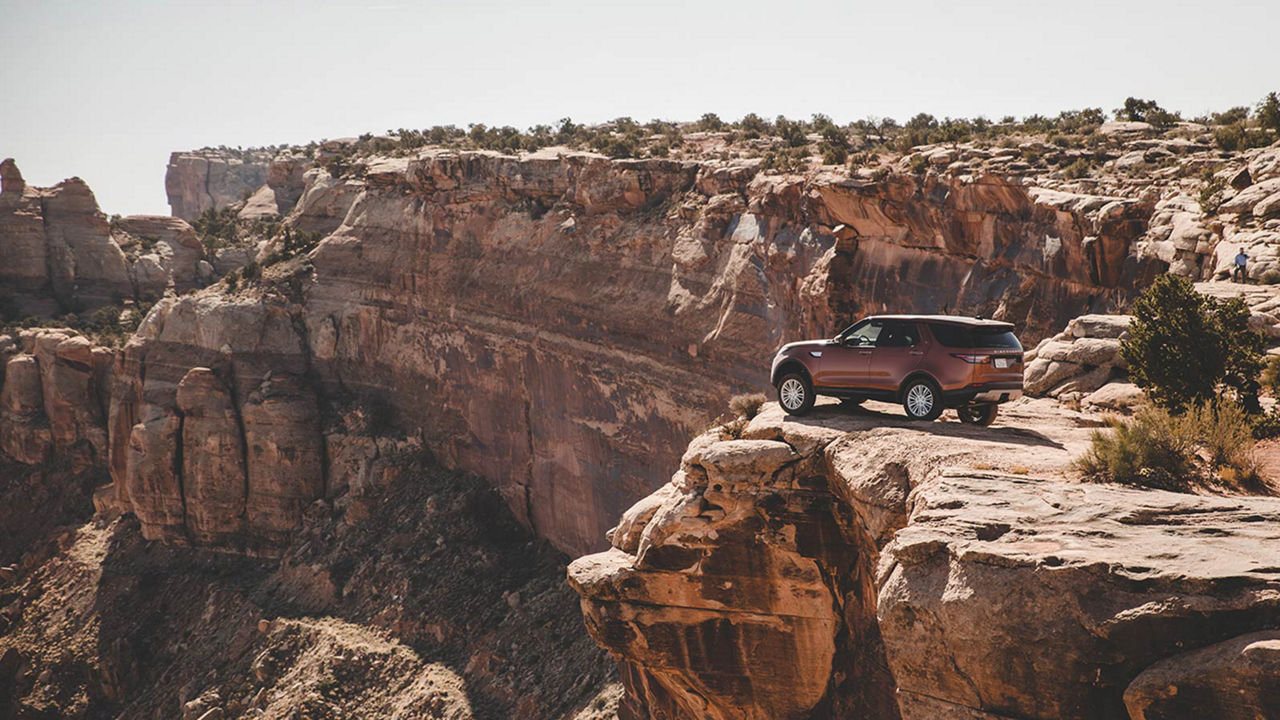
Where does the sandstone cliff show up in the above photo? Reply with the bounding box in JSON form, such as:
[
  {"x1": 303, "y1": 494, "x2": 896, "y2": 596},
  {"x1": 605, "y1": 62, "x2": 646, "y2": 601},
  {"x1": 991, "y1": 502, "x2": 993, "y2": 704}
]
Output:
[
  {"x1": 0, "y1": 159, "x2": 211, "y2": 317},
  {"x1": 109, "y1": 147, "x2": 1164, "y2": 558},
  {"x1": 570, "y1": 401, "x2": 1280, "y2": 719},
  {"x1": 165, "y1": 148, "x2": 309, "y2": 221}
]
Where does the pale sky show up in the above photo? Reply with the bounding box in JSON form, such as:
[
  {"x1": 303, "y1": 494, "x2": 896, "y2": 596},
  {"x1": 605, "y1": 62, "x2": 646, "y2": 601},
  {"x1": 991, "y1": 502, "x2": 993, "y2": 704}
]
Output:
[{"x1": 2, "y1": 0, "x2": 1277, "y2": 215}]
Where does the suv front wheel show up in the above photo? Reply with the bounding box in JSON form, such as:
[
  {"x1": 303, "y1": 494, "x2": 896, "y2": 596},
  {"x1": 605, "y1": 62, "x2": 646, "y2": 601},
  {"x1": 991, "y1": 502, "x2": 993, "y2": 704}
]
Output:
[
  {"x1": 902, "y1": 378, "x2": 943, "y2": 421},
  {"x1": 777, "y1": 373, "x2": 815, "y2": 416}
]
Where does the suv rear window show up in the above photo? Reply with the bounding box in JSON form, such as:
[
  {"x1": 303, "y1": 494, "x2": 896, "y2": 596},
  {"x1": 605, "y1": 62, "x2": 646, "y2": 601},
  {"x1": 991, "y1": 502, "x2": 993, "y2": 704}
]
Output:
[{"x1": 929, "y1": 324, "x2": 1021, "y2": 349}]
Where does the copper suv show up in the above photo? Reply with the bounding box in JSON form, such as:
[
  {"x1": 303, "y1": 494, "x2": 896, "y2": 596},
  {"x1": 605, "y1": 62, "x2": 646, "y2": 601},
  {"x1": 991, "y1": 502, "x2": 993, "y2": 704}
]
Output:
[{"x1": 769, "y1": 315, "x2": 1024, "y2": 424}]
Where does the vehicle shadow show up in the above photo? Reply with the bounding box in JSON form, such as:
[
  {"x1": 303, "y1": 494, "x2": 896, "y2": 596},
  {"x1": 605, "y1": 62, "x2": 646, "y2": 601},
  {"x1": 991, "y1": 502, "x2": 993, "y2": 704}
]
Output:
[{"x1": 789, "y1": 402, "x2": 1069, "y2": 451}]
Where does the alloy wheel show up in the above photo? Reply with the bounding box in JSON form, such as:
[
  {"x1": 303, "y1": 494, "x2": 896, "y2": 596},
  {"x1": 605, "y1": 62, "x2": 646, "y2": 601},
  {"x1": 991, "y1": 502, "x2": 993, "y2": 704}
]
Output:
[
  {"x1": 906, "y1": 384, "x2": 934, "y2": 417},
  {"x1": 780, "y1": 378, "x2": 805, "y2": 411}
]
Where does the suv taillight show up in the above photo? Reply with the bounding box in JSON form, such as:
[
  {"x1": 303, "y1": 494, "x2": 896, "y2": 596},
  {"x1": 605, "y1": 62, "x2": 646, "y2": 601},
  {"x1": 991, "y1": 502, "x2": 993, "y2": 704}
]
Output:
[{"x1": 951, "y1": 353, "x2": 990, "y2": 364}]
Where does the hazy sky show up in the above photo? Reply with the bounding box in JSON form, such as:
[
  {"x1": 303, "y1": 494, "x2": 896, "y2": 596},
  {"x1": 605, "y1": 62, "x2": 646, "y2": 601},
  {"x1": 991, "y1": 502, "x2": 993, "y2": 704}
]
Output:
[{"x1": 2, "y1": 0, "x2": 1277, "y2": 215}]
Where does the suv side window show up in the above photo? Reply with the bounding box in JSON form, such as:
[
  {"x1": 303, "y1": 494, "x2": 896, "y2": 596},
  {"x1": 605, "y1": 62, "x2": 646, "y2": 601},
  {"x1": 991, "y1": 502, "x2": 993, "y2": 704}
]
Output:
[
  {"x1": 876, "y1": 322, "x2": 919, "y2": 347},
  {"x1": 842, "y1": 320, "x2": 881, "y2": 346}
]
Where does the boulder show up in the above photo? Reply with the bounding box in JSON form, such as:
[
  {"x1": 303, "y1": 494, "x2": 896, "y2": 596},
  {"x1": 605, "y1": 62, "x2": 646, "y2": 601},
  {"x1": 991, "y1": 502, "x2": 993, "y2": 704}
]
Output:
[
  {"x1": 1221, "y1": 178, "x2": 1280, "y2": 214},
  {"x1": 1123, "y1": 631, "x2": 1280, "y2": 720},
  {"x1": 879, "y1": 473, "x2": 1280, "y2": 720}
]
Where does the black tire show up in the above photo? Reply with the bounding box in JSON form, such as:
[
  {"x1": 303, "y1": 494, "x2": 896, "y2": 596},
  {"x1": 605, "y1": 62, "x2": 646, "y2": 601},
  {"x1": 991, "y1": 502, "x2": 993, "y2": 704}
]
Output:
[
  {"x1": 901, "y1": 378, "x2": 943, "y2": 421},
  {"x1": 957, "y1": 403, "x2": 999, "y2": 426},
  {"x1": 777, "y1": 372, "x2": 815, "y2": 416}
]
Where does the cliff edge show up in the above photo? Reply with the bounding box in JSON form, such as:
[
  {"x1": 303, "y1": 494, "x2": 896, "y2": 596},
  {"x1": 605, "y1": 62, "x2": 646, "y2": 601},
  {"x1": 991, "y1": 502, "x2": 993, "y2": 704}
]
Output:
[{"x1": 569, "y1": 400, "x2": 1280, "y2": 720}]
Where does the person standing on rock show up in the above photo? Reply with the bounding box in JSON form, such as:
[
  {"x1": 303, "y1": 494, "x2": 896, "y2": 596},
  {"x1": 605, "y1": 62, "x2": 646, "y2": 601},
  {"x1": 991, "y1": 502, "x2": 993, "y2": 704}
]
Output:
[{"x1": 1233, "y1": 249, "x2": 1250, "y2": 283}]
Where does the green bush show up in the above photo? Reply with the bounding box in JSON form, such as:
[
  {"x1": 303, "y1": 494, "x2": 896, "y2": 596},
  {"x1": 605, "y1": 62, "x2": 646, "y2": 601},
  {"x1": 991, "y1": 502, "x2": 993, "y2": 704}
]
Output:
[
  {"x1": 1061, "y1": 158, "x2": 1093, "y2": 179},
  {"x1": 1257, "y1": 91, "x2": 1280, "y2": 134},
  {"x1": 1263, "y1": 356, "x2": 1280, "y2": 395},
  {"x1": 1198, "y1": 174, "x2": 1227, "y2": 215},
  {"x1": 1076, "y1": 403, "x2": 1258, "y2": 490},
  {"x1": 1121, "y1": 275, "x2": 1264, "y2": 411},
  {"x1": 1114, "y1": 97, "x2": 1179, "y2": 127},
  {"x1": 696, "y1": 113, "x2": 726, "y2": 132},
  {"x1": 1214, "y1": 123, "x2": 1272, "y2": 152}
]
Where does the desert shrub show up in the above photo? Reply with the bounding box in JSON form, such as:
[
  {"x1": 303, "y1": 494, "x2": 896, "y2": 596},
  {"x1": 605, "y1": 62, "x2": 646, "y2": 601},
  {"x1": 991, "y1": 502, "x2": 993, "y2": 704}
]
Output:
[
  {"x1": 1214, "y1": 123, "x2": 1272, "y2": 152},
  {"x1": 729, "y1": 393, "x2": 767, "y2": 419},
  {"x1": 1076, "y1": 403, "x2": 1258, "y2": 490},
  {"x1": 1075, "y1": 407, "x2": 1195, "y2": 489},
  {"x1": 242, "y1": 260, "x2": 261, "y2": 282},
  {"x1": 696, "y1": 113, "x2": 726, "y2": 132},
  {"x1": 1114, "y1": 97, "x2": 1179, "y2": 127},
  {"x1": 1121, "y1": 275, "x2": 1264, "y2": 411},
  {"x1": 736, "y1": 113, "x2": 771, "y2": 137},
  {"x1": 819, "y1": 126, "x2": 850, "y2": 165},
  {"x1": 1189, "y1": 401, "x2": 1257, "y2": 469},
  {"x1": 1257, "y1": 91, "x2": 1280, "y2": 134},
  {"x1": 761, "y1": 147, "x2": 807, "y2": 173},
  {"x1": 908, "y1": 154, "x2": 930, "y2": 175},
  {"x1": 775, "y1": 116, "x2": 809, "y2": 148},
  {"x1": 193, "y1": 207, "x2": 242, "y2": 253},
  {"x1": 1263, "y1": 356, "x2": 1280, "y2": 395},
  {"x1": 1061, "y1": 158, "x2": 1093, "y2": 179},
  {"x1": 1251, "y1": 406, "x2": 1280, "y2": 439},
  {"x1": 1198, "y1": 174, "x2": 1227, "y2": 215}
]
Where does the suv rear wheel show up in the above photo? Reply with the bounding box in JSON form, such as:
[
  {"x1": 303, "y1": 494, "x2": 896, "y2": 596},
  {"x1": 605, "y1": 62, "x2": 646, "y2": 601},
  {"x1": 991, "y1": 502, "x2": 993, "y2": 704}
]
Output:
[
  {"x1": 958, "y1": 403, "x2": 998, "y2": 426},
  {"x1": 777, "y1": 373, "x2": 815, "y2": 415},
  {"x1": 902, "y1": 378, "x2": 942, "y2": 421}
]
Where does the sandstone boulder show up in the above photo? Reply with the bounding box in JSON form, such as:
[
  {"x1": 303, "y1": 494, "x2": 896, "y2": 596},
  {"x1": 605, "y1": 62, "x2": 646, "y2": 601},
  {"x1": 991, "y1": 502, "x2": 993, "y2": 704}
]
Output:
[{"x1": 1123, "y1": 631, "x2": 1280, "y2": 720}]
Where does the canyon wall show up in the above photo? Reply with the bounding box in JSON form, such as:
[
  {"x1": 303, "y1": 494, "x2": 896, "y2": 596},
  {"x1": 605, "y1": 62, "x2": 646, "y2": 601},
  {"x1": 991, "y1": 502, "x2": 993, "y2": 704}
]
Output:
[
  {"x1": 100, "y1": 149, "x2": 1163, "y2": 557},
  {"x1": 569, "y1": 403, "x2": 1280, "y2": 720}
]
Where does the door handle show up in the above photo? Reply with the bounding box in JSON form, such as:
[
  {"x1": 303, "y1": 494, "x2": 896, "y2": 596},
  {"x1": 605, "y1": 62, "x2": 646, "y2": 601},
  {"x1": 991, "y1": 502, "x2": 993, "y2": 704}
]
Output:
[
  {"x1": 908, "y1": 351, "x2": 924, "y2": 355},
  {"x1": 858, "y1": 350, "x2": 872, "y2": 355}
]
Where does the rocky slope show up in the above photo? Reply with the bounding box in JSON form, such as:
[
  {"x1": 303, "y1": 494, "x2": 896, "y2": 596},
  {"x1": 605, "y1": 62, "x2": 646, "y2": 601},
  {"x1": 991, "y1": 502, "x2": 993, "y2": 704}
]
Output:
[
  {"x1": 570, "y1": 401, "x2": 1280, "y2": 720},
  {"x1": 0, "y1": 452, "x2": 616, "y2": 720}
]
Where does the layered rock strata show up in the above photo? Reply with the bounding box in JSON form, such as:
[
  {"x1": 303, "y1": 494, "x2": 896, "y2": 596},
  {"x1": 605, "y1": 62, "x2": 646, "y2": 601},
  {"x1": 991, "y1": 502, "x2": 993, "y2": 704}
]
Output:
[
  {"x1": 113, "y1": 148, "x2": 1162, "y2": 556},
  {"x1": 570, "y1": 403, "x2": 1280, "y2": 720}
]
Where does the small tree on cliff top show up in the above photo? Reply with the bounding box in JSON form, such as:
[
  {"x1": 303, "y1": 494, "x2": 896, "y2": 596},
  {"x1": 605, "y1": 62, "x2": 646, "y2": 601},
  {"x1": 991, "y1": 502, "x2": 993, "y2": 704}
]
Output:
[{"x1": 1121, "y1": 275, "x2": 1264, "y2": 411}]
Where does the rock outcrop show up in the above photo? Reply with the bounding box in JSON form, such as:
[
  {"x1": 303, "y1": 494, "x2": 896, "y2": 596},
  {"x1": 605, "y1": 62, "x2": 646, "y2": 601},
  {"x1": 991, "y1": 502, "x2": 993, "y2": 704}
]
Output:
[
  {"x1": 570, "y1": 402, "x2": 1280, "y2": 720},
  {"x1": 112, "y1": 147, "x2": 1163, "y2": 556},
  {"x1": 0, "y1": 329, "x2": 113, "y2": 470},
  {"x1": 0, "y1": 159, "x2": 210, "y2": 316},
  {"x1": 165, "y1": 149, "x2": 309, "y2": 221}
]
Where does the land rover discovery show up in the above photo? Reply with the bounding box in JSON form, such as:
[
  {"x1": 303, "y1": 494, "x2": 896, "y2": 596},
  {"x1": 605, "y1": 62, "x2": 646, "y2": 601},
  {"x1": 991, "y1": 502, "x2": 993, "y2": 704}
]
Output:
[{"x1": 769, "y1": 315, "x2": 1024, "y2": 424}]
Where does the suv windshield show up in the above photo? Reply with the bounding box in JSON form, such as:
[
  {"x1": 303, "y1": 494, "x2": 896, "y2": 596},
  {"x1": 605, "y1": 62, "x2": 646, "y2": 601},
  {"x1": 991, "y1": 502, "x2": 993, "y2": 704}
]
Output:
[{"x1": 929, "y1": 324, "x2": 1021, "y2": 349}]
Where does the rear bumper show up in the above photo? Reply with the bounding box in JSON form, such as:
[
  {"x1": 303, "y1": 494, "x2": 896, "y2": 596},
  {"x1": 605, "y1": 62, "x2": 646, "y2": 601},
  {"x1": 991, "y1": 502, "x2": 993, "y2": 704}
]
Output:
[{"x1": 942, "y1": 381, "x2": 1023, "y2": 405}]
